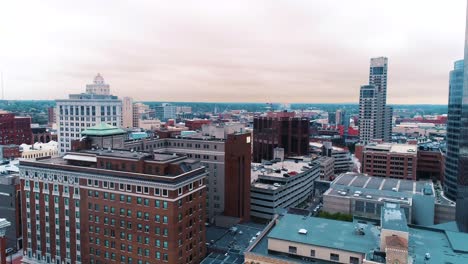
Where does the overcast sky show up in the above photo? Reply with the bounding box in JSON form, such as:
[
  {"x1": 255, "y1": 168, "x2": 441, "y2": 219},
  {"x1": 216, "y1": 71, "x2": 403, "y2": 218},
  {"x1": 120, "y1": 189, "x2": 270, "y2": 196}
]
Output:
[{"x1": 0, "y1": 0, "x2": 466, "y2": 104}]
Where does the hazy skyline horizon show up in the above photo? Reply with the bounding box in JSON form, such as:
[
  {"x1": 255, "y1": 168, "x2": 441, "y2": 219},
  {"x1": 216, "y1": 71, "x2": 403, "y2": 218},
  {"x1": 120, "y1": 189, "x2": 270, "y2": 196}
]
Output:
[{"x1": 0, "y1": 0, "x2": 466, "y2": 104}]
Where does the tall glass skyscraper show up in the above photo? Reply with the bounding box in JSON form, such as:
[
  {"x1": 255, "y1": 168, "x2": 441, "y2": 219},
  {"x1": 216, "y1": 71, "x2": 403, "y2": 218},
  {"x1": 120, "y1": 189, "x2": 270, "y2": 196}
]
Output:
[
  {"x1": 456, "y1": 2, "x2": 468, "y2": 233},
  {"x1": 445, "y1": 60, "x2": 464, "y2": 202}
]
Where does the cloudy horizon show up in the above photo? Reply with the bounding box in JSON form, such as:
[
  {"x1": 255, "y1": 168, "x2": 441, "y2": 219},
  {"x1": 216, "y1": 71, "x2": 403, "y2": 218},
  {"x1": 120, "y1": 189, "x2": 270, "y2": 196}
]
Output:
[{"x1": 0, "y1": 0, "x2": 466, "y2": 104}]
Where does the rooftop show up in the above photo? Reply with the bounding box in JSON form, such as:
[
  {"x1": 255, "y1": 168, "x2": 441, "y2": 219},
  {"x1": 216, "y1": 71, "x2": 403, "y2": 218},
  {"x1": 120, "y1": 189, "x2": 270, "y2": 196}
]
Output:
[
  {"x1": 365, "y1": 143, "x2": 417, "y2": 154},
  {"x1": 19, "y1": 149, "x2": 204, "y2": 184},
  {"x1": 248, "y1": 213, "x2": 468, "y2": 264},
  {"x1": 381, "y1": 203, "x2": 408, "y2": 232},
  {"x1": 81, "y1": 123, "x2": 126, "y2": 137},
  {"x1": 325, "y1": 173, "x2": 434, "y2": 204},
  {"x1": 267, "y1": 214, "x2": 380, "y2": 254},
  {"x1": 251, "y1": 158, "x2": 316, "y2": 183}
]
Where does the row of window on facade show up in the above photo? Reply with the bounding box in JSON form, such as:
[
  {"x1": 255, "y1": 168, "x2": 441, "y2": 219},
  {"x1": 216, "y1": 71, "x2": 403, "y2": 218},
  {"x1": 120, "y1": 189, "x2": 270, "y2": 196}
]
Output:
[
  {"x1": 86, "y1": 179, "x2": 201, "y2": 197},
  {"x1": 287, "y1": 246, "x2": 360, "y2": 264},
  {"x1": 59, "y1": 105, "x2": 118, "y2": 116}
]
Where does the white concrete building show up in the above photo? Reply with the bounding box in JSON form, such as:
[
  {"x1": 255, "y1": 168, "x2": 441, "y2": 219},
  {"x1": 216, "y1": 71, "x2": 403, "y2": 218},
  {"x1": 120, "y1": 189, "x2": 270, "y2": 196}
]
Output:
[
  {"x1": 56, "y1": 74, "x2": 122, "y2": 153},
  {"x1": 359, "y1": 57, "x2": 392, "y2": 144},
  {"x1": 20, "y1": 141, "x2": 59, "y2": 159},
  {"x1": 121, "y1": 96, "x2": 133, "y2": 128}
]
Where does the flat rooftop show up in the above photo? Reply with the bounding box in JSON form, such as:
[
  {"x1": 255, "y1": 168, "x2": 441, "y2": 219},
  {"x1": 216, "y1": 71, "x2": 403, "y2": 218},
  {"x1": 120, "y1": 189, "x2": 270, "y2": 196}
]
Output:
[
  {"x1": 365, "y1": 143, "x2": 417, "y2": 154},
  {"x1": 204, "y1": 223, "x2": 265, "y2": 264},
  {"x1": 267, "y1": 214, "x2": 380, "y2": 254},
  {"x1": 19, "y1": 150, "x2": 204, "y2": 184},
  {"x1": 248, "y1": 213, "x2": 468, "y2": 264},
  {"x1": 381, "y1": 203, "x2": 408, "y2": 232},
  {"x1": 251, "y1": 159, "x2": 315, "y2": 182},
  {"x1": 325, "y1": 173, "x2": 434, "y2": 203}
]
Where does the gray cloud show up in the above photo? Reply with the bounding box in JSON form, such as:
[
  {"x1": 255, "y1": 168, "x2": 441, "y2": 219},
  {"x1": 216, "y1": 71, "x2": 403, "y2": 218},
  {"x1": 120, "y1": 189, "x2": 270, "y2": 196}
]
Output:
[{"x1": 0, "y1": 0, "x2": 465, "y2": 104}]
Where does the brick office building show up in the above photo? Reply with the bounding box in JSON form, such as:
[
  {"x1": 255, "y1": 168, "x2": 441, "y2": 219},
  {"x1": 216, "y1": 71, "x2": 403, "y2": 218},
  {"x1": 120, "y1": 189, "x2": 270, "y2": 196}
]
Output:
[
  {"x1": 125, "y1": 129, "x2": 252, "y2": 223},
  {"x1": 19, "y1": 150, "x2": 207, "y2": 264},
  {"x1": 355, "y1": 143, "x2": 418, "y2": 180},
  {"x1": 253, "y1": 112, "x2": 309, "y2": 162},
  {"x1": 0, "y1": 111, "x2": 33, "y2": 145}
]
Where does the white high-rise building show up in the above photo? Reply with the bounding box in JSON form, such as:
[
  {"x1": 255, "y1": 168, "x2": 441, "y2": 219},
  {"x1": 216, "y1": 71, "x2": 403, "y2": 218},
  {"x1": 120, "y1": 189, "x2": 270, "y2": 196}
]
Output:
[
  {"x1": 85, "y1": 73, "x2": 110, "y2": 95},
  {"x1": 122, "y1": 96, "x2": 133, "y2": 128},
  {"x1": 56, "y1": 74, "x2": 122, "y2": 153},
  {"x1": 359, "y1": 57, "x2": 392, "y2": 143}
]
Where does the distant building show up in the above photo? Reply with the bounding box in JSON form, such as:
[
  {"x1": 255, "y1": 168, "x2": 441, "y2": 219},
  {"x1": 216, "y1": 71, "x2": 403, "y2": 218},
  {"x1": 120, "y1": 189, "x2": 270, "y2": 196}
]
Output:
[
  {"x1": 56, "y1": 74, "x2": 122, "y2": 153},
  {"x1": 121, "y1": 96, "x2": 133, "y2": 128},
  {"x1": 317, "y1": 156, "x2": 334, "y2": 180},
  {"x1": 0, "y1": 111, "x2": 33, "y2": 145},
  {"x1": 359, "y1": 57, "x2": 392, "y2": 144},
  {"x1": 32, "y1": 127, "x2": 56, "y2": 143},
  {"x1": 250, "y1": 158, "x2": 320, "y2": 220},
  {"x1": 20, "y1": 141, "x2": 58, "y2": 159},
  {"x1": 185, "y1": 119, "x2": 211, "y2": 131},
  {"x1": 0, "y1": 145, "x2": 20, "y2": 160},
  {"x1": 253, "y1": 112, "x2": 309, "y2": 162},
  {"x1": 19, "y1": 149, "x2": 207, "y2": 264},
  {"x1": 176, "y1": 106, "x2": 192, "y2": 114},
  {"x1": 355, "y1": 143, "x2": 417, "y2": 180},
  {"x1": 155, "y1": 103, "x2": 177, "y2": 121},
  {"x1": 319, "y1": 141, "x2": 353, "y2": 174},
  {"x1": 47, "y1": 107, "x2": 56, "y2": 126},
  {"x1": 328, "y1": 111, "x2": 336, "y2": 125},
  {"x1": 85, "y1": 73, "x2": 110, "y2": 95}
]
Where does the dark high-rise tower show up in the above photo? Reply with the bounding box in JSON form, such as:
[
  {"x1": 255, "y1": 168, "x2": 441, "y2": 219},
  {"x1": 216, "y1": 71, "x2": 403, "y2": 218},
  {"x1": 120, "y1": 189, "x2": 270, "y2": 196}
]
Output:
[
  {"x1": 445, "y1": 60, "x2": 464, "y2": 202},
  {"x1": 456, "y1": 2, "x2": 468, "y2": 233}
]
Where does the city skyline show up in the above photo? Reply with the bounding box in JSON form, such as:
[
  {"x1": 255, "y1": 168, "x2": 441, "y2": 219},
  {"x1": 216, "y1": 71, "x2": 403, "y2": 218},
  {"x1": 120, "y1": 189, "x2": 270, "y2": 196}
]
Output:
[{"x1": 0, "y1": 0, "x2": 466, "y2": 104}]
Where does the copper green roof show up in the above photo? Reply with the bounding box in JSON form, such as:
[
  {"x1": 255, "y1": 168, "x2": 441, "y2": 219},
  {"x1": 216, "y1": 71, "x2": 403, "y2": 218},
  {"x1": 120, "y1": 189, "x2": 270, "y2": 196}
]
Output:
[{"x1": 81, "y1": 123, "x2": 126, "y2": 136}]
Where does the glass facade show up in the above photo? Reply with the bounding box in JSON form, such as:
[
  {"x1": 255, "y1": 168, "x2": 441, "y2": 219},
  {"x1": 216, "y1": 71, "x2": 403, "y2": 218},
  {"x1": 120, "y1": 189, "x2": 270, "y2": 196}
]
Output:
[
  {"x1": 445, "y1": 59, "x2": 464, "y2": 201},
  {"x1": 456, "y1": 6, "x2": 468, "y2": 233}
]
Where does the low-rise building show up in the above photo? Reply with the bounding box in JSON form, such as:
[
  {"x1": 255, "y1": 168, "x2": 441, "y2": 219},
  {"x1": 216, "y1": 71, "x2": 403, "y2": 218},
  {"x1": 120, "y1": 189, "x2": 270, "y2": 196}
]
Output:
[
  {"x1": 20, "y1": 141, "x2": 59, "y2": 159},
  {"x1": 311, "y1": 142, "x2": 353, "y2": 174},
  {"x1": 0, "y1": 145, "x2": 21, "y2": 160},
  {"x1": 355, "y1": 143, "x2": 418, "y2": 180},
  {"x1": 245, "y1": 203, "x2": 468, "y2": 264},
  {"x1": 323, "y1": 173, "x2": 455, "y2": 226},
  {"x1": 316, "y1": 156, "x2": 334, "y2": 180},
  {"x1": 250, "y1": 158, "x2": 320, "y2": 220}
]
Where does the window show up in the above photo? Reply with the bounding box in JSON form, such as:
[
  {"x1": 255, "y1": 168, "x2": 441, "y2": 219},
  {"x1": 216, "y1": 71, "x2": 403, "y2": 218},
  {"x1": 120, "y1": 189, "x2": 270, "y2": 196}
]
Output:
[
  {"x1": 310, "y1": 249, "x2": 315, "y2": 257},
  {"x1": 350, "y1": 257, "x2": 359, "y2": 264},
  {"x1": 330, "y1": 253, "x2": 339, "y2": 261},
  {"x1": 288, "y1": 246, "x2": 297, "y2": 254},
  {"x1": 155, "y1": 188, "x2": 160, "y2": 196},
  {"x1": 162, "y1": 189, "x2": 168, "y2": 197},
  {"x1": 163, "y1": 201, "x2": 168, "y2": 209}
]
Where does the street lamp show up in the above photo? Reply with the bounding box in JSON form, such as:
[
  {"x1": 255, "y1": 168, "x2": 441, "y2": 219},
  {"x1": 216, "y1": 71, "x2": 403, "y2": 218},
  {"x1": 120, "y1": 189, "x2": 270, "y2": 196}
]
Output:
[{"x1": 0, "y1": 218, "x2": 11, "y2": 264}]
